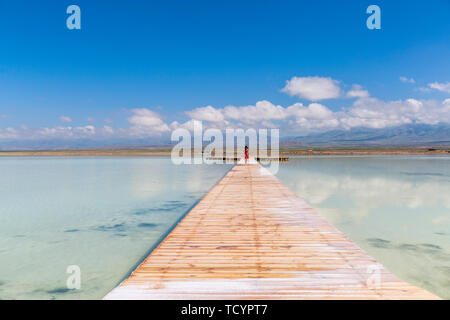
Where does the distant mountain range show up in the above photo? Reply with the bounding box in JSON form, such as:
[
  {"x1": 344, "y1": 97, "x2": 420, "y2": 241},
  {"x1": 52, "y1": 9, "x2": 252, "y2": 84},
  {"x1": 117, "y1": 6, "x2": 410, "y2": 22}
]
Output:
[
  {"x1": 281, "y1": 124, "x2": 450, "y2": 148},
  {"x1": 1, "y1": 124, "x2": 450, "y2": 150}
]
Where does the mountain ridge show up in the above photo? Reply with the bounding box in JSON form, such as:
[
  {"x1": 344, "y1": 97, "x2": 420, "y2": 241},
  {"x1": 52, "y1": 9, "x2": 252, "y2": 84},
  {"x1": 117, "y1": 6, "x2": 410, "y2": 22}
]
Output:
[{"x1": 281, "y1": 124, "x2": 450, "y2": 147}]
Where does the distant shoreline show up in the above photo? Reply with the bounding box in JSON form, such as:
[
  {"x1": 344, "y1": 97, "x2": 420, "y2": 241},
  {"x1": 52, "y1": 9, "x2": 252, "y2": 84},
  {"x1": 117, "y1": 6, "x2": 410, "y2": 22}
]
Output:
[{"x1": 1, "y1": 148, "x2": 450, "y2": 157}]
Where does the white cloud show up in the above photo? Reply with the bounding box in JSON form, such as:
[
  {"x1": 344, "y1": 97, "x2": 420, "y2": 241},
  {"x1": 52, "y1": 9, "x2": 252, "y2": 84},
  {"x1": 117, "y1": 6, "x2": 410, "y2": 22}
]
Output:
[
  {"x1": 184, "y1": 100, "x2": 337, "y2": 130},
  {"x1": 339, "y1": 97, "x2": 450, "y2": 129},
  {"x1": 59, "y1": 116, "x2": 72, "y2": 123},
  {"x1": 127, "y1": 108, "x2": 170, "y2": 136},
  {"x1": 400, "y1": 76, "x2": 415, "y2": 84},
  {"x1": 428, "y1": 82, "x2": 450, "y2": 94},
  {"x1": 103, "y1": 125, "x2": 114, "y2": 135},
  {"x1": 0, "y1": 125, "x2": 120, "y2": 141},
  {"x1": 282, "y1": 76, "x2": 341, "y2": 101},
  {"x1": 180, "y1": 101, "x2": 338, "y2": 133},
  {"x1": 2, "y1": 96, "x2": 450, "y2": 142},
  {"x1": 0, "y1": 109, "x2": 170, "y2": 141},
  {"x1": 185, "y1": 105, "x2": 225, "y2": 122},
  {"x1": 346, "y1": 85, "x2": 370, "y2": 98},
  {"x1": 0, "y1": 127, "x2": 18, "y2": 139},
  {"x1": 181, "y1": 97, "x2": 450, "y2": 132},
  {"x1": 223, "y1": 101, "x2": 287, "y2": 123},
  {"x1": 36, "y1": 125, "x2": 96, "y2": 138},
  {"x1": 170, "y1": 119, "x2": 204, "y2": 132},
  {"x1": 286, "y1": 102, "x2": 334, "y2": 120},
  {"x1": 3, "y1": 76, "x2": 450, "y2": 143}
]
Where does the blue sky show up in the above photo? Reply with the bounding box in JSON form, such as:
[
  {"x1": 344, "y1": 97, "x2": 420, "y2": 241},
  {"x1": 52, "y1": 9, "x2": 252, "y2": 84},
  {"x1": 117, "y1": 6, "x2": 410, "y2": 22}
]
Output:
[{"x1": 0, "y1": 0, "x2": 449, "y2": 143}]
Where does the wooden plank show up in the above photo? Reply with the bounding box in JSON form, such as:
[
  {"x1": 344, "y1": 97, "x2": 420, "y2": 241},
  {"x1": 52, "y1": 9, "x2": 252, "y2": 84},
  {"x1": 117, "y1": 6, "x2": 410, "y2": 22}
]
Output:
[{"x1": 104, "y1": 163, "x2": 439, "y2": 300}]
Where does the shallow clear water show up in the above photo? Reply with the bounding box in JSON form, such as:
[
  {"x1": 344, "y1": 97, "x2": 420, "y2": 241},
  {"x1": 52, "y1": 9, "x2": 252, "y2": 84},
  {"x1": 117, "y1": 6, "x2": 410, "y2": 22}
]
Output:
[
  {"x1": 0, "y1": 157, "x2": 232, "y2": 299},
  {"x1": 1, "y1": 156, "x2": 449, "y2": 299},
  {"x1": 276, "y1": 156, "x2": 450, "y2": 299}
]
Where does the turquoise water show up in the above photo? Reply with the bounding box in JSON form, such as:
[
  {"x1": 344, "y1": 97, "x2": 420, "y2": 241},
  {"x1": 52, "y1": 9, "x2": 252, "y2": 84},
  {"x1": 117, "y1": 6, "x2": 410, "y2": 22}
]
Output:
[
  {"x1": 276, "y1": 156, "x2": 450, "y2": 299},
  {"x1": 0, "y1": 157, "x2": 232, "y2": 299},
  {"x1": 1, "y1": 156, "x2": 449, "y2": 299}
]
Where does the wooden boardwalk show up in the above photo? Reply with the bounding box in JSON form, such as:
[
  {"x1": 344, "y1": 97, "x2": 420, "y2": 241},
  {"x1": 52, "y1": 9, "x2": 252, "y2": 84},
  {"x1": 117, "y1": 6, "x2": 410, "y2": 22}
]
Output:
[{"x1": 105, "y1": 163, "x2": 438, "y2": 300}]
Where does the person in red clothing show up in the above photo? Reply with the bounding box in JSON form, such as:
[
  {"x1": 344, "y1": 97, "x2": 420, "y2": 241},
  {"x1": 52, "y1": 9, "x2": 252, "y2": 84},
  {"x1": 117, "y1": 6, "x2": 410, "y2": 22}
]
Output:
[{"x1": 244, "y1": 146, "x2": 249, "y2": 164}]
